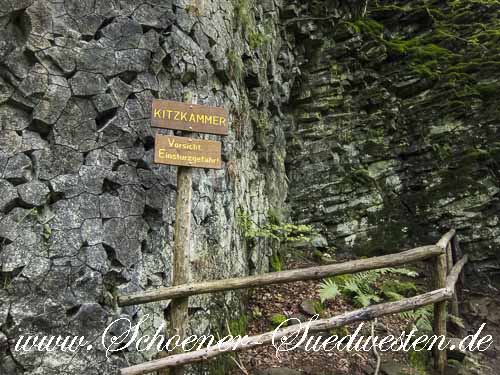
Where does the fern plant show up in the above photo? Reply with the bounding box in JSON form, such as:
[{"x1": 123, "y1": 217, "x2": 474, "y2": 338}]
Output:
[
  {"x1": 319, "y1": 278, "x2": 340, "y2": 302},
  {"x1": 400, "y1": 306, "x2": 433, "y2": 333},
  {"x1": 318, "y1": 267, "x2": 418, "y2": 307}
]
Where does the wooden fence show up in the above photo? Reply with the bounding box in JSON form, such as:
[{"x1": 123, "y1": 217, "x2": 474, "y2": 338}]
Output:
[{"x1": 118, "y1": 229, "x2": 467, "y2": 375}]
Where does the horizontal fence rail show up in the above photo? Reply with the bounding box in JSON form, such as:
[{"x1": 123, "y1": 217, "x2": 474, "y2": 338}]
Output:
[
  {"x1": 119, "y1": 229, "x2": 466, "y2": 375},
  {"x1": 120, "y1": 255, "x2": 467, "y2": 375},
  {"x1": 118, "y1": 245, "x2": 444, "y2": 306}
]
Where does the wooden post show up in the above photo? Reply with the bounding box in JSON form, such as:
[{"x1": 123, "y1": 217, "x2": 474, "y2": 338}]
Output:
[
  {"x1": 433, "y1": 242, "x2": 448, "y2": 374},
  {"x1": 165, "y1": 95, "x2": 197, "y2": 375},
  {"x1": 451, "y1": 235, "x2": 464, "y2": 285},
  {"x1": 167, "y1": 165, "x2": 192, "y2": 375},
  {"x1": 449, "y1": 235, "x2": 465, "y2": 336}
]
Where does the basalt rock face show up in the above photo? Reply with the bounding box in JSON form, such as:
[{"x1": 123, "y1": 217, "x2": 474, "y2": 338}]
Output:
[
  {"x1": 0, "y1": 1, "x2": 292, "y2": 374},
  {"x1": 1, "y1": 0, "x2": 500, "y2": 374},
  {"x1": 284, "y1": 0, "x2": 500, "y2": 289}
]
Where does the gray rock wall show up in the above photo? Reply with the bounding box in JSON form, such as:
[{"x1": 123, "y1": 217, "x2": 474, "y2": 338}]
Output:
[
  {"x1": 0, "y1": 0, "x2": 292, "y2": 373},
  {"x1": 1, "y1": 0, "x2": 499, "y2": 374},
  {"x1": 284, "y1": 0, "x2": 500, "y2": 289}
]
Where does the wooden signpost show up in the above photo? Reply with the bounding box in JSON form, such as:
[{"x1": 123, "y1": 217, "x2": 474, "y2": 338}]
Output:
[
  {"x1": 154, "y1": 135, "x2": 222, "y2": 169},
  {"x1": 151, "y1": 97, "x2": 227, "y2": 375},
  {"x1": 151, "y1": 99, "x2": 229, "y2": 135}
]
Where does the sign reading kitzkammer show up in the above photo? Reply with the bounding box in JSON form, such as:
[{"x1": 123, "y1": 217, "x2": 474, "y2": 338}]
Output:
[
  {"x1": 151, "y1": 99, "x2": 229, "y2": 135},
  {"x1": 154, "y1": 134, "x2": 222, "y2": 169}
]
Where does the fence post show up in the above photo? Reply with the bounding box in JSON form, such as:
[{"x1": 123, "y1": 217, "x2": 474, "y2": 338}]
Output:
[
  {"x1": 433, "y1": 245, "x2": 448, "y2": 374},
  {"x1": 449, "y1": 235, "x2": 465, "y2": 336},
  {"x1": 451, "y1": 235, "x2": 464, "y2": 285}
]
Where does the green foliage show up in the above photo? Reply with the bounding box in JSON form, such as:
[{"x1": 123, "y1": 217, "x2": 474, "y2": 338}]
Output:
[
  {"x1": 380, "y1": 279, "x2": 418, "y2": 301},
  {"x1": 319, "y1": 278, "x2": 340, "y2": 303},
  {"x1": 408, "y1": 347, "x2": 430, "y2": 372},
  {"x1": 400, "y1": 306, "x2": 433, "y2": 333},
  {"x1": 236, "y1": 209, "x2": 253, "y2": 236},
  {"x1": 249, "y1": 30, "x2": 270, "y2": 50},
  {"x1": 227, "y1": 49, "x2": 245, "y2": 81},
  {"x1": 432, "y1": 143, "x2": 453, "y2": 161},
  {"x1": 233, "y1": 0, "x2": 253, "y2": 30},
  {"x1": 348, "y1": 19, "x2": 385, "y2": 36},
  {"x1": 269, "y1": 253, "x2": 282, "y2": 272},
  {"x1": 318, "y1": 267, "x2": 418, "y2": 307},
  {"x1": 251, "y1": 306, "x2": 262, "y2": 318},
  {"x1": 329, "y1": 326, "x2": 350, "y2": 338},
  {"x1": 236, "y1": 209, "x2": 314, "y2": 243},
  {"x1": 449, "y1": 314, "x2": 466, "y2": 329},
  {"x1": 475, "y1": 81, "x2": 500, "y2": 98},
  {"x1": 313, "y1": 300, "x2": 325, "y2": 316},
  {"x1": 228, "y1": 314, "x2": 248, "y2": 336},
  {"x1": 269, "y1": 313, "x2": 288, "y2": 327}
]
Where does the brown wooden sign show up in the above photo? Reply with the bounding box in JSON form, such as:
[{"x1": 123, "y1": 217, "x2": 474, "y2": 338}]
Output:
[
  {"x1": 154, "y1": 134, "x2": 222, "y2": 169},
  {"x1": 151, "y1": 99, "x2": 229, "y2": 135}
]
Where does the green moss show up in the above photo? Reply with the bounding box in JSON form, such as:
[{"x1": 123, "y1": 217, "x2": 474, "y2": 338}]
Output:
[
  {"x1": 475, "y1": 81, "x2": 500, "y2": 98},
  {"x1": 384, "y1": 37, "x2": 454, "y2": 61},
  {"x1": 312, "y1": 249, "x2": 323, "y2": 262},
  {"x1": 228, "y1": 314, "x2": 248, "y2": 336},
  {"x1": 270, "y1": 253, "x2": 282, "y2": 271},
  {"x1": 408, "y1": 348, "x2": 430, "y2": 373},
  {"x1": 381, "y1": 280, "x2": 418, "y2": 299},
  {"x1": 349, "y1": 18, "x2": 385, "y2": 36},
  {"x1": 447, "y1": 60, "x2": 500, "y2": 74},
  {"x1": 410, "y1": 60, "x2": 440, "y2": 79}
]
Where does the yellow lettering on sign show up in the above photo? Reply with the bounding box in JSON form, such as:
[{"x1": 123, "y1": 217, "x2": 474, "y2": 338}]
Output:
[
  {"x1": 166, "y1": 138, "x2": 202, "y2": 151},
  {"x1": 153, "y1": 104, "x2": 228, "y2": 133}
]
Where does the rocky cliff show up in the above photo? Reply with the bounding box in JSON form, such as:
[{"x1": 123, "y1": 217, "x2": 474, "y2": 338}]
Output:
[
  {"x1": 0, "y1": 0, "x2": 499, "y2": 374},
  {"x1": 284, "y1": 0, "x2": 500, "y2": 290},
  {"x1": 0, "y1": 0, "x2": 292, "y2": 373}
]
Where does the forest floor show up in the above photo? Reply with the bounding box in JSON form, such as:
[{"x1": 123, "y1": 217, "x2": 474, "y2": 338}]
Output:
[{"x1": 229, "y1": 256, "x2": 499, "y2": 375}]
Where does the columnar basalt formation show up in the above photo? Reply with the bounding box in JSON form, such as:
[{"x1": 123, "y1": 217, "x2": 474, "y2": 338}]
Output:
[
  {"x1": 0, "y1": 0, "x2": 292, "y2": 373},
  {"x1": 1, "y1": 0, "x2": 499, "y2": 374}
]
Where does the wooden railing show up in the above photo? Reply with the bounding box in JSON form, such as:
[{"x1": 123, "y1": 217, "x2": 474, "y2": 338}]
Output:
[{"x1": 119, "y1": 230, "x2": 467, "y2": 375}]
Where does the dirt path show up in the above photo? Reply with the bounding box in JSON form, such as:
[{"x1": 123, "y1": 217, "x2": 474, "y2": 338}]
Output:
[{"x1": 229, "y1": 261, "x2": 499, "y2": 375}]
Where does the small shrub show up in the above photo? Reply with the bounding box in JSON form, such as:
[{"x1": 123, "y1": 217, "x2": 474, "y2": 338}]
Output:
[{"x1": 269, "y1": 314, "x2": 288, "y2": 327}]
